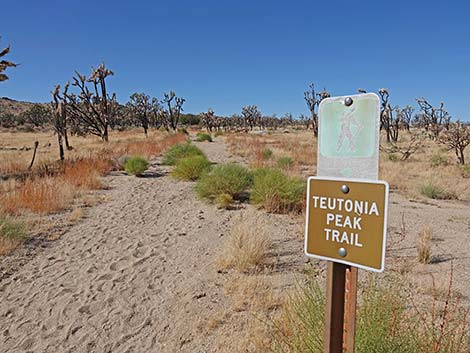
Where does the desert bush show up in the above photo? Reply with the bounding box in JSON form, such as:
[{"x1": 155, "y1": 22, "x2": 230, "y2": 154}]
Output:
[
  {"x1": 250, "y1": 168, "x2": 305, "y2": 213},
  {"x1": 217, "y1": 221, "x2": 271, "y2": 272},
  {"x1": 461, "y1": 164, "x2": 470, "y2": 178},
  {"x1": 420, "y1": 182, "x2": 457, "y2": 200},
  {"x1": 431, "y1": 154, "x2": 449, "y2": 167},
  {"x1": 0, "y1": 215, "x2": 27, "y2": 256},
  {"x1": 196, "y1": 132, "x2": 212, "y2": 142},
  {"x1": 172, "y1": 155, "x2": 211, "y2": 181},
  {"x1": 277, "y1": 156, "x2": 293, "y2": 169},
  {"x1": 195, "y1": 163, "x2": 252, "y2": 206},
  {"x1": 269, "y1": 275, "x2": 470, "y2": 353},
  {"x1": 178, "y1": 127, "x2": 188, "y2": 135},
  {"x1": 215, "y1": 193, "x2": 233, "y2": 209},
  {"x1": 269, "y1": 276, "x2": 325, "y2": 353},
  {"x1": 417, "y1": 225, "x2": 433, "y2": 264},
  {"x1": 124, "y1": 156, "x2": 149, "y2": 176},
  {"x1": 388, "y1": 153, "x2": 399, "y2": 161},
  {"x1": 162, "y1": 142, "x2": 204, "y2": 165},
  {"x1": 262, "y1": 148, "x2": 273, "y2": 159}
]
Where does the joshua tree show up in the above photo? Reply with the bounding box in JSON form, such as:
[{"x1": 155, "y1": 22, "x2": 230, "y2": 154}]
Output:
[
  {"x1": 160, "y1": 91, "x2": 185, "y2": 131},
  {"x1": 416, "y1": 97, "x2": 451, "y2": 139},
  {"x1": 398, "y1": 105, "x2": 414, "y2": 131},
  {"x1": 126, "y1": 92, "x2": 155, "y2": 137},
  {"x1": 241, "y1": 105, "x2": 261, "y2": 131},
  {"x1": 439, "y1": 122, "x2": 470, "y2": 165},
  {"x1": 51, "y1": 84, "x2": 69, "y2": 160},
  {"x1": 378, "y1": 88, "x2": 401, "y2": 143},
  {"x1": 304, "y1": 83, "x2": 330, "y2": 136},
  {"x1": 65, "y1": 64, "x2": 117, "y2": 141},
  {"x1": 0, "y1": 38, "x2": 17, "y2": 82},
  {"x1": 201, "y1": 109, "x2": 216, "y2": 132}
]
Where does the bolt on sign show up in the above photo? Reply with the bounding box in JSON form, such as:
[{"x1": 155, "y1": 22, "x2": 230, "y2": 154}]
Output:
[{"x1": 304, "y1": 177, "x2": 389, "y2": 272}]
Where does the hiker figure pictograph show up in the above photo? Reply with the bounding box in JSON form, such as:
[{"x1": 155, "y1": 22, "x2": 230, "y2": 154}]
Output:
[{"x1": 336, "y1": 107, "x2": 363, "y2": 152}]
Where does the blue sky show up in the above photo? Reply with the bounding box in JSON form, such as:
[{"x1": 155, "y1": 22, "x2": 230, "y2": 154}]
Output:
[{"x1": 1, "y1": 0, "x2": 469, "y2": 120}]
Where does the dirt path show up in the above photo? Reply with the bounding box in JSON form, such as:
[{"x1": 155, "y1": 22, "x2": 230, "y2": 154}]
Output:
[
  {"x1": 1, "y1": 136, "x2": 469, "y2": 353},
  {"x1": 0, "y1": 138, "x2": 302, "y2": 353}
]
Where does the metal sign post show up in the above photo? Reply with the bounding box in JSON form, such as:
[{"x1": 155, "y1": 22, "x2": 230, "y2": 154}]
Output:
[{"x1": 304, "y1": 93, "x2": 388, "y2": 353}]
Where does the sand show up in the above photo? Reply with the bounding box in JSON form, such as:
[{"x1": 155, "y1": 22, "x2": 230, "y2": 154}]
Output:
[{"x1": 0, "y1": 137, "x2": 469, "y2": 353}]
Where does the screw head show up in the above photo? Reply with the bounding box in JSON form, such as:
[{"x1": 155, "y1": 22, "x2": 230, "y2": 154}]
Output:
[
  {"x1": 338, "y1": 247, "x2": 347, "y2": 257},
  {"x1": 341, "y1": 184, "x2": 350, "y2": 194},
  {"x1": 344, "y1": 97, "x2": 353, "y2": 106}
]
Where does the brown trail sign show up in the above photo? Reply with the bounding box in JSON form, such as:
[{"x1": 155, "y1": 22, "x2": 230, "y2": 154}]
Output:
[
  {"x1": 304, "y1": 93, "x2": 389, "y2": 353},
  {"x1": 304, "y1": 177, "x2": 388, "y2": 272}
]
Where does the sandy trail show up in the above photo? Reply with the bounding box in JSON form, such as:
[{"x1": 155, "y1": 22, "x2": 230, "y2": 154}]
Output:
[
  {"x1": 1, "y1": 136, "x2": 469, "y2": 353},
  {"x1": 0, "y1": 139, "x2": 255, "y2": 353}
]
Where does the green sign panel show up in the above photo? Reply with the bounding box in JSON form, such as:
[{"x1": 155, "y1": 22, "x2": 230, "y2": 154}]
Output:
[{"x1": 317, "y1": 93, "x2": 380, "y2": 180}]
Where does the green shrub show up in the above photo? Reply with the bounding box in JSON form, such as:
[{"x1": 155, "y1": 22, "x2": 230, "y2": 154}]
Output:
[
  {"x1": 195, "y1": 164, "x2": 252, "y2": 205},
  {"x1": 269, "y1": 275, "x2": 470, "y2": 353},
  {"x1": 0, "y1": 215, "x2": 27, "y2": 241},
  {"x1": 431, "y1": 154, "x2": 449, "y2": 167},
  {"x1": 178, "y1": 127, "x2": 188, "y2": 135},
  {"x1": 388, "y1": 153, "x2": 399, "y2": 162},
  {"x1": 124, "y1": 156, "x2": 149, "y2": 176},
  {"x1": 172, "y1": 155, "x2": 211, "y2": 181},
  {"x1": 277, "y1": 156, "x2": 293, "y2": 169},
  {"x1": 162, "y1": 143, "x2": 205, "y2": 165},
  {"x1": 262, "y1": 148, "x2": 273, "y2": 159},
  {"x1": 196, "y1": 132, "x2": 212, "y2": 142},
  {"x1": 461, "y1": 164, "x2": 470, "y2": 178},
  {"x1": 420, "y1": 182, "x2": 457, "y2": 200},
  {"x1": 251, "y1": 168, "x2": 305, "y2": 213}
]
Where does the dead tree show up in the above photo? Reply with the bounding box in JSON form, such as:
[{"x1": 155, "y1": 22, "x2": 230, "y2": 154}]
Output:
[
  {"x1": 241, "y1": 105, "x2": 261, "y2": 131},
  {"x1": 439, "y1": 122, "x2": 470, "y2": 164},
  {"x1": 127, "y1": 93, "x2": 153, "y2": 137},
  {"x1": 416, "y1": 97, "x2": 451, "y2": 139},
  {"x1": 304, "y1": 83, "x2": 330, "y2": 136},
  {"x1": 0, "y1": 38, "x2": 17, "y2": 82},
  {"x1": 65, "y1": 64, "x2": 117, "y2": 142},
  {"x1": 160, "y1": 91, "x2": 185, "y2": 131}
]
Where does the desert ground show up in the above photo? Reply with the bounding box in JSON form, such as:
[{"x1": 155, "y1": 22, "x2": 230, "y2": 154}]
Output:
[{"x1": 0, "y1": 129, "x2": 469, "y2": 353}]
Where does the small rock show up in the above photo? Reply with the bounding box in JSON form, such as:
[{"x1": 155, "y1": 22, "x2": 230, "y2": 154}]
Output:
[{"x1": 193, "y1": 292, "x2": 206, "y2": 299}]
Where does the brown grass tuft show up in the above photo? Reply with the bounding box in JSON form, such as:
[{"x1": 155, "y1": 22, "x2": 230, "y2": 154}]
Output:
[
  {"x1": 217, "y1": 221, "x2": 271, "y2": 272},
  {"x1": 417, "y1": 225, "x2": 433, "y2": 264}
]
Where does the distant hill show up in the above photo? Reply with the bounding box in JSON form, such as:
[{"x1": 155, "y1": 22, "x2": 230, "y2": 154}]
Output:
[{"x1": 0, "y1": 97, "x2": 42, "y2": 115}]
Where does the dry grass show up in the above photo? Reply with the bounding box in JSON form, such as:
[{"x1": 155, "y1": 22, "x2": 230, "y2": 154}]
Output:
[
  {"x1": 217, "y1": 220, "x2": 272, "y2": 273},
  {"x1": 417, "y1": 225, "x2": 433, "y2": 264},
  {"x1": 224, "y1": 274, "x2": 283, "y2": 312},
  {"x1": 1, "y1": 177, "x2": 78, "y2": 215},
  {"x1": 0, "y1": 131, "x2": 187, "y2": 217}
]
